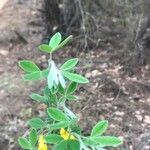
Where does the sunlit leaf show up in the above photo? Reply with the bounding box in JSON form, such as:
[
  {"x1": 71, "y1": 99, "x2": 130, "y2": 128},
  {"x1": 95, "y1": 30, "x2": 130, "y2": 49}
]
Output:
[
  {"x1": 29, "y1": 129, "x2": 38, "y2": 148},
  {"x1": 27, "y1": 118, "x2": 45, "y2": 129},
  {"x1": 49, "y1": 121, "x2": 69, "y2": 130},
  {"x1": 54, "y1": 35, "x2": 73, "y2": 52},
  {"x1": 19, "y1": 60, "x2": 40, "y2": 72},
  {"x1": 60, "y1": 58, "x2": 78, "y2": 71},
  {"x1": 91, "y1": 120, "x2": 108, "y2": 136},
  {"x1": 30, "y1": 93, "x2": 45, "y2": 103},
  {"x1": 38, "y1": 44, "x2": 52, "y2": 53},
  {"x1": 85, "y1": 136, "x2": 123, "y2": 147},
  {"x1": 61, "y1": 71, "x2": 89, "y2": 83},
  {"x1": 47, "y1": 107, "x2": 68, "y2": 121},
  {"x1": 18, "y1": 137, "x2": 31, "y2": 149},
  {"x1": 45, "y1": 134, "x2": 63, "y2": 144},
  {"x1": 49, "y1": 32, "x2": 62, "y2": 51},
  {"x1": 66, "y1": 82, "x2": 78, "y2": 95},
  {"x1": 23, "y1": 71, "x2": 41, "y2": 81}
]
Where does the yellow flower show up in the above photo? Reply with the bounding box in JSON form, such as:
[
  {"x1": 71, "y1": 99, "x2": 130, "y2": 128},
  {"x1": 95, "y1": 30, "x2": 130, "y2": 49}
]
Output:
[
  {"x1": 60, "y1": 128, "x2": 76, "y2": 140},
  {"x1": 38, "y1": 135, "x2": 48, "y2": 150}
]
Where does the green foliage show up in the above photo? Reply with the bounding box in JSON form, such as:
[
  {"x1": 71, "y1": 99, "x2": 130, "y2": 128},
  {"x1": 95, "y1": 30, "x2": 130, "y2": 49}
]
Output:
[
  {"x1": 60, "y1": 58, "x2": 78, "y2": 71},
  {"x1": 54, "y1": 35, "x2": 73, "y2": 51},
  {"x1": 27, "y1": 118, "x2": 45, "y2": 129},
  {"x1": 18, "y1": 137, "x2": 31, "y2": 149},
  {"x1": 19, "y1": 60, "x2": 40, "y2": 72},
  {"x1": 38, "y1": 33, "x2": 72, "y2": 54},
  {"x1": 23, "y1": 71, "x2": 41, "y2": 81},
  {"x1": 85, "y1": 136, "x2": 123, "y2": 147},
  {"x1": 91, "y1": 120, "x2": 108, "y2": 136},
  {"x1": 45, "y1": 134, "x2": 63, "y2": 144},
  {"x1": 39, "y1": 44, "x2": 52, "y2": 53},
  {"x1": 49, "y1": 121, "x2": 69, "y2": 130},
  {"x1": 47, "y1": 107, "x2": 68, "y2": 122},
  {"x1": 18, "y1": 129, "x2": 38, "y2": 150},
  {"x1": 61, "y1": 71, "x2": 89, "y2": 83},
  {"x1": 49, "y1": 32, "x2": 62, "y2": 51},
  {"x1": 29, "y1": 129, "x2": 38, "y2": 148},
  {"x1": 18, "y1": 32, "x2": 123, "y2": 150},
  {"x1": 66, "y1": 82, "x2": 78, "y2": 95},
  {"x1": 30, "y1": 93, "x2": 45, "y2": 103},
  {"x1": 53, "y1": 140, "x2": 80, "y2": 150}
]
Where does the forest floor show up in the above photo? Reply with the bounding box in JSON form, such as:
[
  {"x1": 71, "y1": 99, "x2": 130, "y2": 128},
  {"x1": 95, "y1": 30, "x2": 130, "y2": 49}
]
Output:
[{"x1": 0, "y1": 0, "x2": 150, "y2": 150}]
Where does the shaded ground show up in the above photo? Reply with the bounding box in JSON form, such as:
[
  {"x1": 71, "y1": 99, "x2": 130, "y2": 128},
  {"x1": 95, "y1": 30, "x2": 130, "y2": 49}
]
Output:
[{"x1": 0, "y1": 0, "x2": 150, "y2": 150}]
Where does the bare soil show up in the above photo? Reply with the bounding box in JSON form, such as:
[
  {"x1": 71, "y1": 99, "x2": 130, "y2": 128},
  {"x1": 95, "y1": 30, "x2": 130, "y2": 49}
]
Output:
[{"x1": 0, "y1": 0, "x2": 150, "y2": 150}]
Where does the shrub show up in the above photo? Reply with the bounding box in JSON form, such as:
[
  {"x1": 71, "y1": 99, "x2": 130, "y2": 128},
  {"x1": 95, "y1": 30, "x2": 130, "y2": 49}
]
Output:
[{"x1": 18, "y1": 32, "x2": 123, "y2": 150}]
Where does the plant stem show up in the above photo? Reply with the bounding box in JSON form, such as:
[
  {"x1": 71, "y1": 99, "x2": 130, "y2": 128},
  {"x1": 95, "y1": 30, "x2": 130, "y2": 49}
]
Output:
[{"x1": 50, "y1": 52, "x2": 52, "y2": 60}]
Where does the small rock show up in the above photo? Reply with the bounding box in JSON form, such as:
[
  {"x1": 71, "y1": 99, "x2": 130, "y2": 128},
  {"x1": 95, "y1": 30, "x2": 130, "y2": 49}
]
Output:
[
  {"x1": 91, "y1": 70, "x2": 101, "y2": 77},
  {"x1": 135, "y1": 114, "x2": 143, "y2": 121},
  {"x1": 135, "y1": 111, "x2": 140, "y2": 114},
  {"x1": 100, "y1": 63, "x2": 108, "y2": 69},
  {"x1": 86, "y1": 70, "x2": 101, "y2": 78},
  {"x1": 85, "y1": 72, "x2": 91, "y2": 78},
  {"x1": 0, "y1": 49, "x2": 9, "y2": 56},
  {"x1": 144, "y1": 116, "x2": 150, "y2": 124},
  {"x1": 115, "y1": 111, "x2": 125, "y2": 116},
  {"x1": 106, "y1": 97, "x2": 114, "y2": 101},
  {"x1": 41, "y1": 55, "x2": 46, "y2": 60},
  {"x1": 114, "y1": 106, "x2": 118, "y2": 110},
  {"x1": 0, "y1": 0, "x2": 9, "y2": 10},
  {"x1": 110, "y1": 124, "x2": 116, "y2": 128},
  {"x1": 99, "y1": 115, "x2": 105, "y2": 120}
]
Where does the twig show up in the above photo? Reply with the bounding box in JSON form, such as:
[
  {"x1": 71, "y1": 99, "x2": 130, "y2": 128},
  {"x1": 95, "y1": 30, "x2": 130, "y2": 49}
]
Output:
[
  {"x1": 76, "y1": 0, "x2": 88, "y2": 50},
  {"x1": 14, "y1": 31, "x2": 28, "y2": 44}
]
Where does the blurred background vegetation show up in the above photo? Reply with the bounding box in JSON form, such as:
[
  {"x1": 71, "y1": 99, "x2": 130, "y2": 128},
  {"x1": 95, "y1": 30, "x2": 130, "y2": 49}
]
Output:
[{"x1": 45, "y1": 0, "x2": 150, "y2": 69}]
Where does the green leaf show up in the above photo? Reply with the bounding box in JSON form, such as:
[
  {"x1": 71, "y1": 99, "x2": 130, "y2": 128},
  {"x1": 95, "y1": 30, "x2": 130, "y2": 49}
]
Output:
[
  {"x1": 54, "y1": 35, "x2": 73, "y2": 52},
  {"x1": 91, "y1": 120, "x2": 108, "y2": 136},
  {"x1": 19, "y1": 60, "x2": 40, "y2": 72},
  {"x1": 58, "y1": 84, "x2": 65, "y2": 95},
  {"x1": 67, "y1": 140, "x2": 80, "y2": 150},
  {"x1": 84, "y1": 137, "x2": 98, "y2": 146},
  {"x1": 59, "y1": 96, "x2": 66, "y2": 103},
  {"x1": 44, "y1": 86, "x2": 50, "y2": 95},
  {"x1": 47, "y1": 61, "x2": 59, "y2": 89},
  {"x1": 38, "y1": 44, "x2": 52, "y2": 53},
  {"x1": 66, "y1": 82, "x2": 78, "y2": 95},
  {"x1": 27, "y1": 118, "x2": 45, "y2": 129},
  {"x1": 53, "y1": 140, "x2": 80, "y2": 150},
  {"x1": 53, "y1": 140, "x2": 67, "y2": 150},
  {"x1": 29, "y1": 129, "x2": 38, "y2": 148},
  {"x1": 45, "y1": 134, "x2": 63, "y2": 144},
  {"x1": 49, "y1": 121, "x2": 69, "y2": 130},
  {"x1": 66, "y1": 95, "x2": 77, "y2": 101},
  {"x1": 96, "y1": 136, "x2": 123, "y2": 147},
  {"x1": 44, "y1": 87, "x2": 50, "y2": 98},
  {"x1": 18, "y1": 137, "x2": 31, "y2": 149},
  {"x1": 51, "y1": 86, "x2": 58, "y2": 94},
  {"x1": 23, "y1": 71, "x2": 41, "y2": 81},
  {"x1": 61, "y1": 71, "x2": 89, "y2": 84},
  {"x1": 47, "y1": 107, "x2": 68, "y2": 122},
  {"x1": 23, "y1": 69, "x2": 49, "y2": 81},
  {"x1": 41, "y1": 69, "x2": 49, "y2": 78},
  {"x1": 85, "y1": 136, "x2": 123, "y2": 147},
  {"x1": 70, "y1": 122, "x2": 81, "y2": 135},
  {"x1": 63, "y1": 106, "x2": 77, "y2": 119},
  {"x1": 30, "y1": 93, "x2": 45, "y2": 103},
  {"x1": 49, "y1": 94, "x2": 57, "y2": 105},
  {"x1": 49, "y1": 32, "x2": 62, "y2": 51},
  {"x1": 58, "y1": 72, "x2": 66, "y2": 88},
  {"x1": 60, "y1": 58, "x2": 78, "y2": 71}
]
